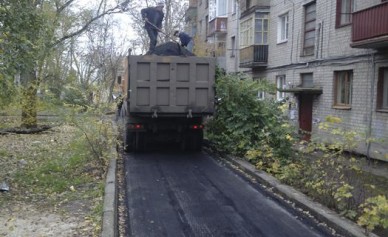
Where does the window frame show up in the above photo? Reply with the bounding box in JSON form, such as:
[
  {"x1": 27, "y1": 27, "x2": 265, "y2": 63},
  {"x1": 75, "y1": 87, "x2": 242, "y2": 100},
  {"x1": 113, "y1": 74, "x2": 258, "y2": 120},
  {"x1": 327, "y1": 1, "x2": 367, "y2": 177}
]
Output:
[
  {"x1": 255, "y1": 12, "x2": 269, "y2": 45},
  {"x1": 230, "y1": 36, "x2": 236, "y2": 57},
  {"x1": 240, "y1": 12, "x2": 269, "y2": 48},
  {"x1": 303, "y1": 2, "x2": 316, "y2": 56},
  {"x1": 377, "y1": 67, "x2": 388, "y2": 112},
  {"x1": 240, "y1": 17, "x2": 253, "y2": 48},
  {"x1": 333, "y1": 70, "x2": 353, "y2": 109},
  {"x1": 276, "y1": 75, "x2": 286, "y2": 101},
  {"x1": 256, "y1": 78, "x2": 266, "y2": 100},
  {"x1": 336, "y1": 0, "x2": 354, "y2": 28},
  {"x1": 277, "y1": 13, "x2": 289, "y2": 43}
]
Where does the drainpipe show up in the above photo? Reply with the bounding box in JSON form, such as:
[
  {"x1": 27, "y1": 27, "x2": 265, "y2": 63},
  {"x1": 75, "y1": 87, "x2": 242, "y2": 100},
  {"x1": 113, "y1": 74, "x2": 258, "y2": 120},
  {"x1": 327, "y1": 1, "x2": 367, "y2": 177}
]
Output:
[
  {"x1": 366, "y1": 53, "x2": 376, "y2": 164},
  {"x1": 235, "y1": 1, "x2": 240, "y2": 72},
  {"x1": 287, "y1": 0, "x2": 295, "y2": 64}
]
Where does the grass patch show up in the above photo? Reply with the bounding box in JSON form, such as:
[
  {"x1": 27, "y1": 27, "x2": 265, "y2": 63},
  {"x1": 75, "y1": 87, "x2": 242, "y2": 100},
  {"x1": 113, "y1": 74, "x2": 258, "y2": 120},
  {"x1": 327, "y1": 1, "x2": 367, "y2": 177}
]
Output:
[
  {"x1": 11, "y1": 125, "x2": 107, "y2": 201},
  {"x1": 0, "y1": 112, "x2": 115, "y2": 235}
]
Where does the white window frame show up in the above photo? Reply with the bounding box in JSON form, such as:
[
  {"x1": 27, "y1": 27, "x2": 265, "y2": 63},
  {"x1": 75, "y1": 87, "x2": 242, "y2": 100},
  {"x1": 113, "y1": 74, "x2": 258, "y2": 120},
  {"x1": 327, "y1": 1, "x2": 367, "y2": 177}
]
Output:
[
  {"x1": 240, "y1": 17, "x2": 254, "y2": 48},
  {"x1": 255, "y1": 12, "x2": 269, "y2": 45},
  {"x1": 277, "y1": 13, "x2": 289, "y2": 43},
  {"x1": 257, "y1": 91, "x2": 265, "y2": 100},
  {"x1": 240, "y1": 12, "x2": 269, "y2": 48},
  {"x1": 256, "y1": 78, "x2": 266, "y2": 100},
  {"x1": 276, "y1": 75, "x2": 286, "y2": 101}
]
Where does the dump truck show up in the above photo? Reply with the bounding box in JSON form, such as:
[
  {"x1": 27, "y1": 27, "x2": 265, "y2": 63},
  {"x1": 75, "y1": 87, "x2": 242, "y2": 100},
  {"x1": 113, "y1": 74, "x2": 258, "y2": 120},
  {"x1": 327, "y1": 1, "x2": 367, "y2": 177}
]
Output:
[{"x1": 118, "y1": 51, "x2": 216, "y2": 152}]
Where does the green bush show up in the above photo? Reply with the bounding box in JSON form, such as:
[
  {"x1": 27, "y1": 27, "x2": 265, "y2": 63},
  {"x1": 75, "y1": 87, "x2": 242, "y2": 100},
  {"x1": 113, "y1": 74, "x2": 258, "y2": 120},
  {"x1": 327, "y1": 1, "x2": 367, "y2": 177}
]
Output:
[
  {"x1": 206, "y1": 73, "x2": 294, "y2": 163},
  {"x1": 358, "y1": 195, "x2": 388, "y2": 232}
]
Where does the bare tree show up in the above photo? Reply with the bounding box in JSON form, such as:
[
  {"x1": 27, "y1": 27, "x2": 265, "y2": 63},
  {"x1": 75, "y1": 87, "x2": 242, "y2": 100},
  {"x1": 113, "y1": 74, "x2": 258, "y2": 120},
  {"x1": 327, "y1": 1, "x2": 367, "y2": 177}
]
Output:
[
  {"x1": 1, "y1": 0, "x2": 130, "y2": 127},
  {"x1": 123, "y1": 0, "x2": 188, "y2": 54}
]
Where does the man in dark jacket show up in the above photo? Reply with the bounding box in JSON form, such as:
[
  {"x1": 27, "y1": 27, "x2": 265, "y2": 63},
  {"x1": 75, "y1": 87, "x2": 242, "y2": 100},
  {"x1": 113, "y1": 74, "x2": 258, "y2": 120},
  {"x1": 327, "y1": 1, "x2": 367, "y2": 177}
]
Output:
[
  {"x1": 141, "y1": 3, "x2": 164, "y2": 53},
  {"x1": 174, "y1": 30, "x2": 194, "y2": 52}
]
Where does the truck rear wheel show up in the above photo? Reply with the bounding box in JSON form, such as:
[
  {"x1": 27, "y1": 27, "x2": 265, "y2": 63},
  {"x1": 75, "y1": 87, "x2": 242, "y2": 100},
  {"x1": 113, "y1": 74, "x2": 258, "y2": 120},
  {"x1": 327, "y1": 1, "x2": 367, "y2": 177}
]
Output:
[
  {"x1": 123, "y1": 129, "x2": 134, "y2": 152},
  {"x1": 187, "y1": 130, "x2": 203, "y2": 151},
  {"x1": 134, "y1": 132, "x2": 146, "y2": 151}
]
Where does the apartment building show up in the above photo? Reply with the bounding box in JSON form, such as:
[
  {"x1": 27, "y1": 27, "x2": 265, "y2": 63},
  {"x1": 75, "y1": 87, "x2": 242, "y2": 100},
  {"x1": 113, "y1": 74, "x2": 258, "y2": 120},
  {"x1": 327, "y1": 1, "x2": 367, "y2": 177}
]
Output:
[
  {"x1": 186, "y1": 0, "x2": 240, "y2": 72},
  {"x1": 264, "y1": 0, "x2": 388, "y2": 161},
  {"x1": 188, "y1": 0, "x2": 388, "y2": 161}
]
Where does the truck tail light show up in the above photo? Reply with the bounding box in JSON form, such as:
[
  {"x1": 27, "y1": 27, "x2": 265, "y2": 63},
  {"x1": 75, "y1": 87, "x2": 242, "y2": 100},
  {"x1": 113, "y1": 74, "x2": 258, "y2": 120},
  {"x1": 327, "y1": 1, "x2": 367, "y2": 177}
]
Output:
[
  {"x1": 128, "y1": 124, "x2": 144, "y2": 130},
  {"x1": 190, "y1": 124, "x2": 204, "y2": 130}
]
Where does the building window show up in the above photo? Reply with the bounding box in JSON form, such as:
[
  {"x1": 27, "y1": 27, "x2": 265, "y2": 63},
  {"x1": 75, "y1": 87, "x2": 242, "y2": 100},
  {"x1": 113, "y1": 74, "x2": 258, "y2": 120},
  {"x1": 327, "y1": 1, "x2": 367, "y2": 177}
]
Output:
[
  {"x1": 256, "y1": 78, "x2": 266, "y2": 100},
  {"x1": 276, "y1": 75, "x2": 286, "y2": 101},
  {"x1": 334, "y1": 70, "x2": 353, "y2": 108},
  {"x1": 240, "y1": 12, "x2": 269, "y2": 48},
  {"x1": 336, "y1": 0, "x2": 354, "y2": 27},
  {"x1": 240, "y1": 18, "x2": 253, "y2": 48},
  {"x1": 255, "y1": 12, "x2": 269, "y2": 45},
  {"x1": 301, "y1": 73, "x2": 313, "y2": 88},
  {"x1": 377, "y1": 68, "x2": 388, "y2": 111},
  {"x1": 278, "y1": 13, "x2": 289, "y2": 43},
  {"x1": 210, "y1": 0, "x2": 227, "y2": 19},
  {"x1": 230, "y1": 36, "x2": 236, "y2": 57},
  {"x1": 303, "y1": 2, "x2": 316, "y2": 56}
]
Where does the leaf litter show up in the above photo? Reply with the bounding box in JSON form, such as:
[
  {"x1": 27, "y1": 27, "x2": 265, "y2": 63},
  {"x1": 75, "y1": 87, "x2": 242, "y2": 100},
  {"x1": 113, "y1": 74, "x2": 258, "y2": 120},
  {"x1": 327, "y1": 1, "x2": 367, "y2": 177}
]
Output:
[{"x1": 0, "y1": 122, "x2": 105, "y2": 237}]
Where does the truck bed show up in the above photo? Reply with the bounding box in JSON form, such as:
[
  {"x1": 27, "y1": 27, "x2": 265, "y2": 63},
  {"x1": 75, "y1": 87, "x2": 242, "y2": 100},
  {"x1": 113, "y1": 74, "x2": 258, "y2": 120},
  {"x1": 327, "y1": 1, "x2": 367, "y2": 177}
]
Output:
[{"x1": 127, "y1": 55, "x2": 216, "y2": 116}]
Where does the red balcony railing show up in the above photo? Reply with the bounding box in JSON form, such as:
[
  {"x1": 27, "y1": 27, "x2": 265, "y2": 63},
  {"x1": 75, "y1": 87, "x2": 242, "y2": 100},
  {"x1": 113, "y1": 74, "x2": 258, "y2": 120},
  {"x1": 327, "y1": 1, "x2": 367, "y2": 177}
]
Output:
[{"x1": 351, "y1": 2, "x2": 388, "y2": 48}]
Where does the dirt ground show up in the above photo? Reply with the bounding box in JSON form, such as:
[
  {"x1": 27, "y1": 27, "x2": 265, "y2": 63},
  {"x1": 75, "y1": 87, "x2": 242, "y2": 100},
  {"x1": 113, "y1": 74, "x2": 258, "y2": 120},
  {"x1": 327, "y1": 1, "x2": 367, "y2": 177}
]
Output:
[
  {"x1": 1, "y1": 204, "x2": 78, "y2": 237},
  {"x1": 0, "y1": 122, "x2": 102, "y2": 237}
]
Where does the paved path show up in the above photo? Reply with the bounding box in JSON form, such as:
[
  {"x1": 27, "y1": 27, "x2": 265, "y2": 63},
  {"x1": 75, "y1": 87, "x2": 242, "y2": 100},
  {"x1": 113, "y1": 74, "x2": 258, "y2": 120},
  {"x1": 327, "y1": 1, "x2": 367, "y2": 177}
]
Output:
[{"x1": 123, "y1": 151, "x2": 336, "y2": 237}]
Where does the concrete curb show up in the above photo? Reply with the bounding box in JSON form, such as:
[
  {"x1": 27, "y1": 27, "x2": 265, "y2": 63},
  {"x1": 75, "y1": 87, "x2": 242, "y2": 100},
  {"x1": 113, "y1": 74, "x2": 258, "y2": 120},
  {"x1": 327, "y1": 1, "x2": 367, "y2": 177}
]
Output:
[
  {"x1": 101, "y1": 158, "x2": 117, "y2": 237},
  {"x1": 101, "y1": 118, "x2": 119, "y2": 237},
  {"x1": 218, "y1": 154, "x2": 379, "y2": 237}
]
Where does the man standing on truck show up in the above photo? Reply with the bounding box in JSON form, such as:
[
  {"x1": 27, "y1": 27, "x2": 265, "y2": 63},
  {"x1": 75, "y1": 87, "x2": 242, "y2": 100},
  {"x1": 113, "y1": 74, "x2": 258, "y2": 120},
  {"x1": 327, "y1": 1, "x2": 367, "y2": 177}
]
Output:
[
  {"x1": 141, "y1": 2, "x2": 164, "y2": 53},
  {"x1": 174, "y1": 30, "x2": 194, "y2": 52}
]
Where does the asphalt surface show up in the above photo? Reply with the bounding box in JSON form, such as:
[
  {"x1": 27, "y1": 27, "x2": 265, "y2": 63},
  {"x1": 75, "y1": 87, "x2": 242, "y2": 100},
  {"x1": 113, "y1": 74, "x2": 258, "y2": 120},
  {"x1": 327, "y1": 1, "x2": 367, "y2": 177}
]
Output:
[{"x1": 123, "y1": 150, "x2": 336, "y2": 237}]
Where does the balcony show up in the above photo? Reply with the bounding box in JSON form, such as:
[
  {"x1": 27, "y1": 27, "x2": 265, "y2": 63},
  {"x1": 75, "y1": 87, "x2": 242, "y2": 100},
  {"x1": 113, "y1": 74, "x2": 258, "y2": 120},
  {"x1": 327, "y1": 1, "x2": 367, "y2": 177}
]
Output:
[
  {"x1": 208, "y1": 17, "x2": 228, "y2": 36},
  {"x1": 351, "y1": 2, "x2": 388, "y2": 49},
  {"x1": 239, "y1": 45, "x2": 268, "y2": 68}
]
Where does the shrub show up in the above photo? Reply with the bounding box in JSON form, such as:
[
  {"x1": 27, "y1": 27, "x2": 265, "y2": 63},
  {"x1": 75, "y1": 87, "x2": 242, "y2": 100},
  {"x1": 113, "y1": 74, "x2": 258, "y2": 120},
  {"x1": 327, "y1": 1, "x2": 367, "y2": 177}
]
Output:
[
  {"x1": 207, "y1": 73, "x2": 294, "y2": 163},
  {"x1": 358, "y1": 195, "x2": 388, "y2": 232}
]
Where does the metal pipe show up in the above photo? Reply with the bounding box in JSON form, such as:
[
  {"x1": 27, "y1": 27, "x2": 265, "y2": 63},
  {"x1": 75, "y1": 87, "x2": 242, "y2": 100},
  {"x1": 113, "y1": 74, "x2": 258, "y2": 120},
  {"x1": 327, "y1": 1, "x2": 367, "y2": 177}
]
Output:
[{"x1": 366, "y1": 52, "x2": 376, "y2": 164}]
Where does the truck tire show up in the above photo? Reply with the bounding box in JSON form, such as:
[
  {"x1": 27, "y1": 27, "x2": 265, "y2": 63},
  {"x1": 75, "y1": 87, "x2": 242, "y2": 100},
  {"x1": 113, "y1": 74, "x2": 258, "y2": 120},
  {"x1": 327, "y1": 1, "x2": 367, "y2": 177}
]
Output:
[
  {"x1": 123, "y1": 129, "x2": 134, "y2": 152},
  {"x1": 134, "y1": 132, "x2": 146, "y2": 151},
  {"x1": 189, "y1": 130, "x2": 203, "y2": 151}
]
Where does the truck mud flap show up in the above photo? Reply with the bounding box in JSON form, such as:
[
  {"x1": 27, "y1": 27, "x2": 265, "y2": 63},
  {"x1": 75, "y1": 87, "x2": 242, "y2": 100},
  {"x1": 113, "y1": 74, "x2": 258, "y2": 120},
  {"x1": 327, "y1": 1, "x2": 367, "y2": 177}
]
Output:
[
  {"x1": 181, "y1": 130, "x2": 203, "y2": 152},
  {"x1": 124, "y1": 130, "x2": 147, "y2": 152}
]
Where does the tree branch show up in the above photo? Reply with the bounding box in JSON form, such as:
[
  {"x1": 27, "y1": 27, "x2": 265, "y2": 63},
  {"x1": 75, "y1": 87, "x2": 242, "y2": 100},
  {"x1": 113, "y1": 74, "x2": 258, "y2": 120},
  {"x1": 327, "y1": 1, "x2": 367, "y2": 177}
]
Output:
[
  {"x1": 52, "y1": 5, "x2": 122, "y2": 48},
  {"x1": 56, "y1": 0, "x2": 76, "y2": 14}
]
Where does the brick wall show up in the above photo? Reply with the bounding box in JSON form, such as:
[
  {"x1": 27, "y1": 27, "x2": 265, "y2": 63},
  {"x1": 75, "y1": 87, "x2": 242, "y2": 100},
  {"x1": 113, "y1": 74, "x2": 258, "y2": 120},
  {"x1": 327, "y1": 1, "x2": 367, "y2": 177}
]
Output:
[{"x1": 263, "y1": 0, "x2": 388, "y2": 161}]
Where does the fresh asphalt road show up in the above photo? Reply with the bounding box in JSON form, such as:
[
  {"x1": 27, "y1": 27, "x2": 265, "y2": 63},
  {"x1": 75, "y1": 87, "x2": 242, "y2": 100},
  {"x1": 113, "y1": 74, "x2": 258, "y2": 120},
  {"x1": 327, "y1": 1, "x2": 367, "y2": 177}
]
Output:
[{"x1": 123, "y1": 150, "x2": 336, "y2": 237}]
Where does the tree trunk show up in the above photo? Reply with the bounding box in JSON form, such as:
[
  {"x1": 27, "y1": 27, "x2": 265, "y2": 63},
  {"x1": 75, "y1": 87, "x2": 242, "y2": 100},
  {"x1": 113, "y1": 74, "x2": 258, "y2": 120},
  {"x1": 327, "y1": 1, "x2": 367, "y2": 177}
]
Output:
[{"x1": 20, "y1": 69, "x2": 38, "y2": 128}]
